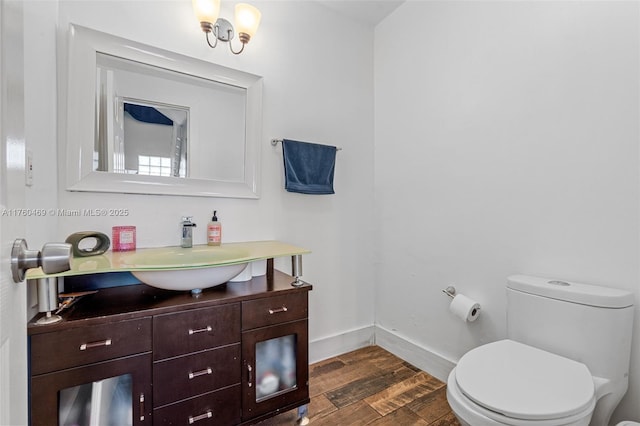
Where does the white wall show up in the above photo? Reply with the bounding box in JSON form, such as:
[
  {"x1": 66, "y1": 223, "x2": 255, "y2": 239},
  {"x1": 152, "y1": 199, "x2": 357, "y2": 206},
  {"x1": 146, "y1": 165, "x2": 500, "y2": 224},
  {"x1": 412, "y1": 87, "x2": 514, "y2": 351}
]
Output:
[
  {"x1": 374, "y1": 1, "x2": 640, "y2": 423},
  {"x1": 24, "y1": 0, "x2": 375, "y2": 365}
]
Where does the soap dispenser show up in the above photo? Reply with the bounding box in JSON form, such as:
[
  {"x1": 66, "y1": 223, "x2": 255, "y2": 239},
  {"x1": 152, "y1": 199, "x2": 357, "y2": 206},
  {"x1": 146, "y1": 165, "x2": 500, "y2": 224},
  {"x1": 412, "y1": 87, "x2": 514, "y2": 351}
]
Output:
[{"x1": 207, "y1": 210, "x2": 222, "y2": 246}]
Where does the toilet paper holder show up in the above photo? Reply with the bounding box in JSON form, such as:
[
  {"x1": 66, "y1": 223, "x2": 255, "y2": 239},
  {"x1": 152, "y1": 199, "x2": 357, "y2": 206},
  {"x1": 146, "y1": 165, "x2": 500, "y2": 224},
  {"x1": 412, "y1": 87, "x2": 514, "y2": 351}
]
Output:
[
  {"x1": 442, "y1": 286, "x2": 481, "y2": 322},
  {"x1": 442, "y1": 286, "x2": 457, "y2": 298}
]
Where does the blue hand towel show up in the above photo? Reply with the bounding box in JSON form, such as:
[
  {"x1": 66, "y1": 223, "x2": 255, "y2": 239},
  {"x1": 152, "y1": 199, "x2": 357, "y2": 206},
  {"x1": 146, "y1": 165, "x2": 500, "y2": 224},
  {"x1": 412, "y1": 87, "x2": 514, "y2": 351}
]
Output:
[{"x1": 282, "y1": 139, "x2": 337, "y2": 195}]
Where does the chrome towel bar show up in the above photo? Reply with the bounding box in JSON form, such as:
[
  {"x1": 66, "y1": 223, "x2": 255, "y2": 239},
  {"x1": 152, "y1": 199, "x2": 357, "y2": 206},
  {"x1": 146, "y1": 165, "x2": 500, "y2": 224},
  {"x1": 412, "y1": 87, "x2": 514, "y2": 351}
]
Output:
[{"x1": 271, "y1": 139, "x2": 342, "y2": 151}]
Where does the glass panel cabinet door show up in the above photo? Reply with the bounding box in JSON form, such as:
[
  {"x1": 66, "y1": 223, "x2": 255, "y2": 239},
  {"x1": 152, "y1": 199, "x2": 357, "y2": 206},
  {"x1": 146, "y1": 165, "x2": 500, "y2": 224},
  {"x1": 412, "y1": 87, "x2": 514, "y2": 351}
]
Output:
[
  {"x1": 59, "y1": 374, "x2": 133, "y2": 426},
  {"x1": 31, "y1": 353, "x2": 152, "y2": 426},
  {"x1": 255, "y1": 334, "x2": 297, "y2": 401},
  {"x1": 242, "y1": 320, "x2": 309, "y2": 421}
]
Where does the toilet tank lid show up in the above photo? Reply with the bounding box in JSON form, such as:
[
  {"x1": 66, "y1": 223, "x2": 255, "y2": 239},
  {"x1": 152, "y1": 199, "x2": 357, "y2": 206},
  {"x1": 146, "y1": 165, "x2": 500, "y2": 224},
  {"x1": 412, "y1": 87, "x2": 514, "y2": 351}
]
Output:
[{"x1": 507, "y1": 275, "x2": 634, "y2": 308}]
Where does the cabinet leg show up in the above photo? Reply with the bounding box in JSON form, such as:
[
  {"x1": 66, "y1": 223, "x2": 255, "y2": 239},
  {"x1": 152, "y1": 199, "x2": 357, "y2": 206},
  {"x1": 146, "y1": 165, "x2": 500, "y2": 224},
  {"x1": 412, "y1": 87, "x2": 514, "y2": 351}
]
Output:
[{"x1": 296, "y1": 404, "x2": 309, "y2": 425}]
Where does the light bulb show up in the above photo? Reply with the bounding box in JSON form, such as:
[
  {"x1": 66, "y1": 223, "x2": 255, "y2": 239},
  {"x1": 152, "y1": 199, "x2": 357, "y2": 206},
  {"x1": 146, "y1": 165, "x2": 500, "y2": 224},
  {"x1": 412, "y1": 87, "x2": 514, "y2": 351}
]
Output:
[
  {"x1": 192, "y1": 0, "x2": 220, "y2": 25},
  {"x1": 234, "y1": 3, "x2": 261, "y2": 40}
]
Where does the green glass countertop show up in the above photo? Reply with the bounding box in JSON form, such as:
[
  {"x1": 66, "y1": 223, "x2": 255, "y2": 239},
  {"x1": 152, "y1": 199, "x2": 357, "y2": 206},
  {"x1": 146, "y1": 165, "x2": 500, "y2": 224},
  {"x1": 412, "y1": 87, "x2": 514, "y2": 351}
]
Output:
[{"x1": 26, "y1": 240, "x2": 311, "y2": 279}]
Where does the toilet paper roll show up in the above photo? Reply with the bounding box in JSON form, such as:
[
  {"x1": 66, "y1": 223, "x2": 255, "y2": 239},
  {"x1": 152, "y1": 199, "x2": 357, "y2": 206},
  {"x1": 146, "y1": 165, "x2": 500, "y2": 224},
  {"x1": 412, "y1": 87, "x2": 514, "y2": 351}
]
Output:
[{"x1": 450, "y1": 294, "x2": 481, "y2": 322}]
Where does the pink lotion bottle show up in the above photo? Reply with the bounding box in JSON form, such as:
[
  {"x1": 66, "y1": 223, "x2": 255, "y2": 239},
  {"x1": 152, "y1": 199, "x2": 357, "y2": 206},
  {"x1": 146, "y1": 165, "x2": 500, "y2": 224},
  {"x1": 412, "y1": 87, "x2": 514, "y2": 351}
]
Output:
[{"x1": 207, "y1": 210, "x2": 222, "y2": 246}]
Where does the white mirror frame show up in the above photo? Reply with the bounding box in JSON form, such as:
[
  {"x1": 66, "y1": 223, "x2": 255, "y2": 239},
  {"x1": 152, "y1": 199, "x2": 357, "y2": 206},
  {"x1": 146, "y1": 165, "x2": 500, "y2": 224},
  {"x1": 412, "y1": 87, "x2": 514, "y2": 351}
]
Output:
[{"x1": 60, "y1": 24, "x2": 262, "y2": 198}]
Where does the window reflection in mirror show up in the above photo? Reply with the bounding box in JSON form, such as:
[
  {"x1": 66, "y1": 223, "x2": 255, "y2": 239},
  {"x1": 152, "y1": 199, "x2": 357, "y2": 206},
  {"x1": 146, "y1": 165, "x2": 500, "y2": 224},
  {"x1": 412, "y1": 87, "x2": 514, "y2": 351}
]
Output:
[{"x1": 94, "y1": 53, "x2": 246, "y2": 182}]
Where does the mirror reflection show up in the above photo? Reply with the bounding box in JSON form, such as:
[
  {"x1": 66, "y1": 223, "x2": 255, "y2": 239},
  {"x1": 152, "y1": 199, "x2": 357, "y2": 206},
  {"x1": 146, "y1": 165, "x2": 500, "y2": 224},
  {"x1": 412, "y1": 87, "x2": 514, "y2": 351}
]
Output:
[
  {"x1": 96, "y1": 100, "x2": 189, "y2": 177},
  {"x1": 94, "y1": 52, "x2": 246, "y2": 182}
]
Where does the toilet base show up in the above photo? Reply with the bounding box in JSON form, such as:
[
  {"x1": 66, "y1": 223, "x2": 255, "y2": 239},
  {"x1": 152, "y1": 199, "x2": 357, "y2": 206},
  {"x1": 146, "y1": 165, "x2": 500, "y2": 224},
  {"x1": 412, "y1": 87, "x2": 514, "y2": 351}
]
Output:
[{"x1": 590, "y1": 381, "x2": 628, "y2": 426}]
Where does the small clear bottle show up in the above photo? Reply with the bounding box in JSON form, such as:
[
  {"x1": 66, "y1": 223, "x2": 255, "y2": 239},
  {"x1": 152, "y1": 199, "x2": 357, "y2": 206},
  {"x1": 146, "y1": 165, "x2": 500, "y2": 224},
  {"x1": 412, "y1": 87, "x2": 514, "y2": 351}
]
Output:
[{"x1": 207, "y1": 210, "x2": 222, "y2": 246}]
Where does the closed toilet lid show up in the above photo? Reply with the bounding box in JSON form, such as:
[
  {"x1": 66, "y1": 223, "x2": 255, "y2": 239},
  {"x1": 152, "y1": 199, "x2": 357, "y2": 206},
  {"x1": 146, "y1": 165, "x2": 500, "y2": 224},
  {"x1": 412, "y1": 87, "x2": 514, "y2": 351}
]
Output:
[{"x1": 455, "y1": 339, "x2": 595, "y2": 421}]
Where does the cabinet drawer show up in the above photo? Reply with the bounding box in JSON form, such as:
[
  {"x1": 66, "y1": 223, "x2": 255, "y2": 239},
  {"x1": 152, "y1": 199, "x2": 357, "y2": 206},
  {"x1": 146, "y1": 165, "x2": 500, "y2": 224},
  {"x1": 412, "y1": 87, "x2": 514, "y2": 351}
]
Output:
[
  {"x1": 154, "y1": 304, "x2": 240, "y2": 360},
  {"x1": 153, "y1": 384, "x2": 240, "y2": 426},
  {"x1": 153, "y1": 343, "x2": 240, "y2": 407},
  {"x1": 30, "y1": 317, "x2": 152, "y2": 375},
  {"x1": 242, "y1": 292, "x2": 308, "y2": 330}
]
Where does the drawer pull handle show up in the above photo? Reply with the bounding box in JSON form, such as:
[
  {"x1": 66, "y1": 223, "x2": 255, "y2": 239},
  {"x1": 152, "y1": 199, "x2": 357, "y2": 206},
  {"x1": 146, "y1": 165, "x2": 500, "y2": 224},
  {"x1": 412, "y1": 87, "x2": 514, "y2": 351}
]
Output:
[
  {"x1": 139, "y1": 393, "x2": 145, "y2": 421},
  {"x1": 268, "y1": 306, "x2": 288, "y2": 314},
  {"x1": 188, "y1": 326, "x2": 212, "y2": 335},
  {"x1": 247, "y1": 364, "x2": 253, "y2": 387},
  {"x1": 188, "y1": 367, "x2": 213, "y2": 379},
  {"x1": 79, "y1": 339, "x2": 112, "y2": 351},
  {"x1": 188, "y1": 410, "x2": 213, "y2": 424}
]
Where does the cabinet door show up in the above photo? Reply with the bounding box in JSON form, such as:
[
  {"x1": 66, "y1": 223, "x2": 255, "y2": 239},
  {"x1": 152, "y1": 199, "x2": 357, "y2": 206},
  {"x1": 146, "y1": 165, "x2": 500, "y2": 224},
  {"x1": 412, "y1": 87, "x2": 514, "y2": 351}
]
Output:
[
  {"x1": 241, "y1": 320, "x2": 309, "y2": 422},
  {"x1": 31, "y1": 352, "x2": 152, "y2": 426}
]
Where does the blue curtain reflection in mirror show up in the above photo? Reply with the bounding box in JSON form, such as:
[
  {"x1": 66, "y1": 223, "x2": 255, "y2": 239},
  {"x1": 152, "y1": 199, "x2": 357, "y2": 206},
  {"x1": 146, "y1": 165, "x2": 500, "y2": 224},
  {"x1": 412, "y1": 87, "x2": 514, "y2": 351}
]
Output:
[{"x1": 123, "y1": 104, "x2": 173, "y2": 125}]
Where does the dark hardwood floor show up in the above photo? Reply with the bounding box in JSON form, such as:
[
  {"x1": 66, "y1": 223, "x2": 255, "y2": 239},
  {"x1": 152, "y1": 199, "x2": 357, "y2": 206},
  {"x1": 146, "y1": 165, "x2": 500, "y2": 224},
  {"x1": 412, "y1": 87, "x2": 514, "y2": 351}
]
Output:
[{"x1": 259, "y1": 345, "x2": 461, "y2": 425}]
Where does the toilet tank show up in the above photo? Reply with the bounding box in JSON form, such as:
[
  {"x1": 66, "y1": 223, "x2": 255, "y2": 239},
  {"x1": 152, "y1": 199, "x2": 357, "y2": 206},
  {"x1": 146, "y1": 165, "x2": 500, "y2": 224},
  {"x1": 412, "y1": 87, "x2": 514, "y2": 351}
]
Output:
[{"x1": 506, "y1": 275, "x2": 634, "y2": 383}]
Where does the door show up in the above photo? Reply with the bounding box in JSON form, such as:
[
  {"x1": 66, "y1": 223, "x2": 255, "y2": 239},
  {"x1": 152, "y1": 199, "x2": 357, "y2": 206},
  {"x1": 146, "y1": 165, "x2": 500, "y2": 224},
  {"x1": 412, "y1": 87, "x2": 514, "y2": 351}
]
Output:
[
  {"x1": 0, "y1": 1, "x2": 28, "y2": 424},
  {"x1": 31, "y1": 353, "x2": 153, "y2": 426},
  {"x1": 242, "y1": 319, "x2": 309, "y2": 422}
]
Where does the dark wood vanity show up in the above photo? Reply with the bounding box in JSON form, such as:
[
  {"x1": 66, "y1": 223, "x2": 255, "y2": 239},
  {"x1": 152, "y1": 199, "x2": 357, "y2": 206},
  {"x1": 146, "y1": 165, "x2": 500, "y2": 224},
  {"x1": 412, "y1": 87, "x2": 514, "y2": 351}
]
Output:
[{"x1": 28, "y1": 263, "x2": 311, "y2": 426}]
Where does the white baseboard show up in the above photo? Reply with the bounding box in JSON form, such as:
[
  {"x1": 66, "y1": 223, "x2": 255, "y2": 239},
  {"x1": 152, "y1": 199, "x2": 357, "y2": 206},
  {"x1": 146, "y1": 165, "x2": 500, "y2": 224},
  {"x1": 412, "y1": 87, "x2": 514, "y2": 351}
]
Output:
[
  {"x1": 308, "y1": 324, "x2": 456, "y2": 382},
  {"x1": 374, "y1": 325, "x2": 456, "y2": 382},
  {"x1": 309, "y1": 325, "x2": 375, "y2": 364}
]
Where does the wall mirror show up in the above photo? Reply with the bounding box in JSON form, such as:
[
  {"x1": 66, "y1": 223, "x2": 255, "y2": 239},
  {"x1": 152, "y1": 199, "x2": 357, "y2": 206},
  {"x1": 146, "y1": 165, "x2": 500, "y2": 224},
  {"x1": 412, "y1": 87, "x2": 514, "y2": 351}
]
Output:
[{"x1": 61, "y1": 24, "x2": 263, "y2": 198}]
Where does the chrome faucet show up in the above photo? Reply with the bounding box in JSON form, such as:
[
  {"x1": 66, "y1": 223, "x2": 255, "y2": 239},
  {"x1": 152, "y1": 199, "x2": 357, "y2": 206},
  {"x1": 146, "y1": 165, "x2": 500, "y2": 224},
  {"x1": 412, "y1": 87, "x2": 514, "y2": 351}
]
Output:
[{"x1": 181, "y1": 216, "x2": 197, "y2": 248}]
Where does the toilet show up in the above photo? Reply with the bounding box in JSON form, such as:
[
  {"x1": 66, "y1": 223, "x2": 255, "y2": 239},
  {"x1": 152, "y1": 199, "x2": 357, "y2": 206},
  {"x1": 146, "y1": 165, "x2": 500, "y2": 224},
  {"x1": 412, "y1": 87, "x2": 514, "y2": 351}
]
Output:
[{"x1": 446, "y1": 275, "x2": 634, "y2": 426}]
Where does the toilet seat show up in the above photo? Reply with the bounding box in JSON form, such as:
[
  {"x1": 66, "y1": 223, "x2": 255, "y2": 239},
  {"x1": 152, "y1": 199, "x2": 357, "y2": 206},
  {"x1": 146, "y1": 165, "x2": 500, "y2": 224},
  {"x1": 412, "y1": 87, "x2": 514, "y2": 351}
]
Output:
[
  {"x1": 447, "y1": 370, "x2": 594, "y2": 426},
  {"x1": 453, "y1": 340, "x2": 596, "y2": 423}
]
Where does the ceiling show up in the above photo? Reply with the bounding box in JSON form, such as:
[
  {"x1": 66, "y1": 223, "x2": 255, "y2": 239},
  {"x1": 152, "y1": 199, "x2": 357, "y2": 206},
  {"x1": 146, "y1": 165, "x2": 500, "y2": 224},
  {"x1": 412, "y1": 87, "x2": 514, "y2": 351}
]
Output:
[{"x1": 314, "y1": 0, "x2": 405, "y2": 26}]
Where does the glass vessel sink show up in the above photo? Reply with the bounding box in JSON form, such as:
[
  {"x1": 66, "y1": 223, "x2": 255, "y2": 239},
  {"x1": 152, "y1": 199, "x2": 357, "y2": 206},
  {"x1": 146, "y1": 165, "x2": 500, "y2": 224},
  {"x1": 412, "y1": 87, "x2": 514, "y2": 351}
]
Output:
[
  {"x1": 25, "y1": 240, "x2": 312, "y2": 292},
  {"x1": 125, "y1": 246, "x2": 250, "y2": 292}
]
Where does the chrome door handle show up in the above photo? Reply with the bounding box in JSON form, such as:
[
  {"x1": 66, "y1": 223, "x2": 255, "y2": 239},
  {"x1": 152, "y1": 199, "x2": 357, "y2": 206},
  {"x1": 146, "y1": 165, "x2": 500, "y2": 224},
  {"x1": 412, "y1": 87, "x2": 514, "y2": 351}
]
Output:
[{"x1": 11, "y1": 239, "x2": 71, "y2": 282}]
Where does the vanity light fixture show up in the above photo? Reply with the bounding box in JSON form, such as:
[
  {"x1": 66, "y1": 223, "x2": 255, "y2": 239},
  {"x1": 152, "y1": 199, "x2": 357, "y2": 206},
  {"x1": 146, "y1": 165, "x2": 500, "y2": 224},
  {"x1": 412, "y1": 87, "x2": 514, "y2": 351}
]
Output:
[{"x1": 192, "y1": 0, "x2": 261, "y2": 55}]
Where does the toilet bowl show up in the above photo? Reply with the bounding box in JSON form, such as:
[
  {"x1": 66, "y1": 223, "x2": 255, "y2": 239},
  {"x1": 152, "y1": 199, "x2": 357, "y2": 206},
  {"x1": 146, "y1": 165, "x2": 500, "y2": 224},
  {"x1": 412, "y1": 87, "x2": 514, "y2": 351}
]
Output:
[
  {"x1": 447, "y1": 340, "x2": 595, "y2": 426},
  {"x1": 616, "y1": 423, "x2": 640, "y2": 426}
]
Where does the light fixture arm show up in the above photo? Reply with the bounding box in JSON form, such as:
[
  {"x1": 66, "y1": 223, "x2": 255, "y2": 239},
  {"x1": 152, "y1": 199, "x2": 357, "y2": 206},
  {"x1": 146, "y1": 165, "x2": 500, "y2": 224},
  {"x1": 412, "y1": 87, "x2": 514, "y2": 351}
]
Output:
[
  {"x1": 200, "y1": 22, "x2": 219, "y2": 49},
  {"x1": 205, "y1": 31, "x2": 218, "y2": 49},
  {"x1": 229, "y1": 34, "x2": 247, "y2": 55}
]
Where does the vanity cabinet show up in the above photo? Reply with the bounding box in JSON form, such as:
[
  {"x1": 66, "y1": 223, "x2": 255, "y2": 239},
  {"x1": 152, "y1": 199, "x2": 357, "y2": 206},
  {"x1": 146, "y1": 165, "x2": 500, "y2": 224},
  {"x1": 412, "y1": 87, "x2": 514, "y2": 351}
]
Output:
[{"x1": 28, "y1": 267, "x2": 311, "y2": 426}]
